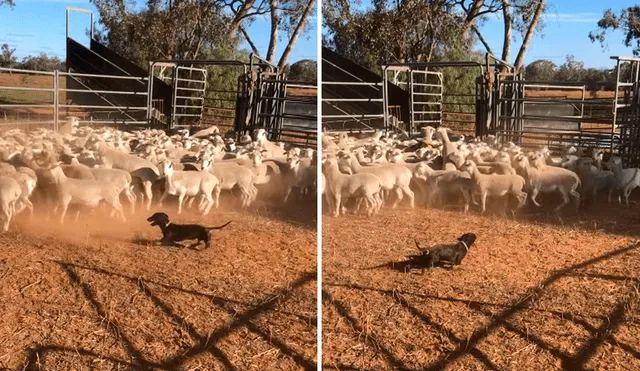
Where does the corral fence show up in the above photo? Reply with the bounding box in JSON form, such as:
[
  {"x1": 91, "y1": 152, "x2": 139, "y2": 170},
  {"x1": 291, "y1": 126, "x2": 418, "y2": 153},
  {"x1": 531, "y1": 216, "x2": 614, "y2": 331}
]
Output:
[
  {"x1": 322, "y1": 52, "x2": 640, "y2": 166},
  {"x1": 490, "y1": 56, "x2": 640, "y2": 166},
  {"x1": 0, "y1": 57, "x2": 317, "y2": 145},
  {"x1": 321, "y1": 53, "x2": 385, "y2": 132},
  {"x1": 0, "y1": 66, "x2": 149, "y2": 130}
]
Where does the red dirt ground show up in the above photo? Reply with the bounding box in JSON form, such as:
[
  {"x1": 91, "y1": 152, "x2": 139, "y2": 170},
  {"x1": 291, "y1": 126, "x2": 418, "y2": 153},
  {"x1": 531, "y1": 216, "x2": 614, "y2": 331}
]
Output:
[
  {"x1": 0, "y1": 197, "x2": 317, "y2": 370},
  {"x1": 322, "y1": 199, "x2": 640, "y2": 370}
]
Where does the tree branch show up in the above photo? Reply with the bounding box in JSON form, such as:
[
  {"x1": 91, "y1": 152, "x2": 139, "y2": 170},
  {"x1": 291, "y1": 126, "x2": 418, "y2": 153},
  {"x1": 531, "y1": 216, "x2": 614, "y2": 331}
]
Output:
[
  {"x1": 239, "y1": 25, "x2": 261, "y2": 55},
  {"x1": 472, "y1": 24, "x2": 495, "y2": 55},
  {"x1": 277, "y1": 0, "x2": 316, "y2": 70},
  {"x1": 514, "y1": 0, "x2": 546, "y2": 71}
]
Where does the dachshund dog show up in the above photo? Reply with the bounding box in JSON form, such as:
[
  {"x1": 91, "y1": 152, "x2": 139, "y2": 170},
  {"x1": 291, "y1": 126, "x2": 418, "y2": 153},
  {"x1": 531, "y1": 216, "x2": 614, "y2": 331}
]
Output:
[
  {"x1": 408, "y1": 233, "x2": 477, "y2": 271},
  {"x1": 147, "y1": 212, "x2": 231, "y2": 249}
]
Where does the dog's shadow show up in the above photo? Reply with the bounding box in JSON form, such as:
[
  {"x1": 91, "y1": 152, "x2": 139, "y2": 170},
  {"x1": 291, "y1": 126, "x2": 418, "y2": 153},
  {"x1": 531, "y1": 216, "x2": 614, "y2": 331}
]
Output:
[
  {"x1": 132, "y1": 236, "x2": 206, "y2": 251},
  {"x1": 367, "y1": 257, "x2": 458, "y2": 273},
  {"x1": 132, "y1": 236, "x2": 157, "y2": 246}
]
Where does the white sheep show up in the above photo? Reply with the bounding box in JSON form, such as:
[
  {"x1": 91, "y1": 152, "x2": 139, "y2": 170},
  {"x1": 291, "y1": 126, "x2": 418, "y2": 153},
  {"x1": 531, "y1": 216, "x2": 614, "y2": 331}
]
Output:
[
  {"x1": 0, "y1": 177, "x2": 22, "y2": 231},
  {"x1": 322, "y1": 157, "x2": 381, "y2": 216},
  {"x1": 203, "y1": 158, "x2": 257, "y2": 208},
  {"x1": 158, "y1": 160, "x2": 220, "y2": 215},
  {"x1": 42, "y1": 164, "x2": 126, "y2": 223},
  {"x1": 606, "y1": 156, "x2": 640, "y2": 207},
  {"x1": 340, "y1": 151, "x2": 414, "y2": 208},
  {"x1": 513, "y1": 154, "x2": 581, "y2": 211},
  {"x1": 460, "y1": 160, "x2": 527, "y2": 213}
]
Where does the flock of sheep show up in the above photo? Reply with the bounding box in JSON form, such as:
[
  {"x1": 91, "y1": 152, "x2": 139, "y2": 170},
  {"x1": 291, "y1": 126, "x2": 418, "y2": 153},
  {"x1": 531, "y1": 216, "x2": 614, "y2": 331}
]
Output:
[
  {"x1": 0, "y1": 118, "x2": 316, "y2": 232},
  {"x1": 1, "y1": 118, "x2": 637, "y2": 230},
  {"x1": 321, "y1": 126, "x2": 640, "y2": 216}
]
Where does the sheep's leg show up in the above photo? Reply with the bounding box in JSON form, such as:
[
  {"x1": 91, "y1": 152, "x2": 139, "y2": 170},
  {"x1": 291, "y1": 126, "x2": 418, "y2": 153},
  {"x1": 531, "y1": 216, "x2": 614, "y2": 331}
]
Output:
[
  {"x1": 125, "y1": 187, "x2": 136, "y2": 215},
  {"x1": 59, "y1": 200, "x2": 70, "y2": 224},
  {"x1": 22, "y1": 198, "x2": 34, "y2": 217},
  {"x1": 365, "y1": 194, "x2": 376, "y2": 216},
  {"x1": 106, "y1": 196, "x2": 126, "y2": 222},
  {"x1": 158, "y1": 189, "x2": 169, "y2": 208},
  {"x1": 213, "y1": 186, "x2": 221, "y2": 209},
  {"x1": 333, "y1": 194, "x2": 341, "y2": 217},
  {"x1": 480, "y1": 191, "x2": 488, "y2": 213},
  {"x1": 143, "y1": 181, "x2": 153, "y2": 211},
  {"x1": 239, "y1": 186, "x2": 251, "y2": 208},
  {"x1": 570, "y1": 190, "x2": 581, "y2": 210},
  {"x1": 608, "y1": 187, "x2": 614, "y2": 203},
  {"x1": 391, "y1": 187, "x2": 404, "y2": 208},
  {"x1": 250, "y1": 184, "x2": 258, "y2": 203},
  {"x1": 0, "y1": 204, "x2": 10, "y2": 232},
  {"x1": 401, "y1": 186, "x2": 415, "y2": 208},
  {"x1": 187, "y1": 196, "x2": 197, "y2": 209},
  {"x1": 530, "y1": 188, "x2": 542, "y2": 207},
  {"x1": 516, "y1": 192, "x2": 528, "y2": 209},
  {"x1": 555, "y1": 190, "x2": 570, "y2": 211},
  {"x1": 324, "y1": 193, "x2": 334, "y2": 215},
  {"x1": 461, "y1": 190, "x2": 470, "y2": 213},
  {"x1": 177, "y1": 191, "x2": 186, "y2": 214},
  {"x1": 202, "y1": 195, "x2": 214, "y2": 215},
  {"x1": 375, "y1": 191, "x2": 383, "y2": 212},
  {"x1": 623, "y1": 187, "x2": 631, "y2": 208},
  {"x1": 283, "y1": 187, "x2": 293, "y2": 203}
]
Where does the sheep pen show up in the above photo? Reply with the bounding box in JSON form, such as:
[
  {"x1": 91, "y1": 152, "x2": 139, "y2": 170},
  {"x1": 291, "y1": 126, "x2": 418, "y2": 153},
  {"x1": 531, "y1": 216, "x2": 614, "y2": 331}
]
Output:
[
  {"x1": 0, "y1": 123, "x2": 317, "y2": 370},
  {"x1": 321, "y1": 129, "x2": 640, "y2": 370}
]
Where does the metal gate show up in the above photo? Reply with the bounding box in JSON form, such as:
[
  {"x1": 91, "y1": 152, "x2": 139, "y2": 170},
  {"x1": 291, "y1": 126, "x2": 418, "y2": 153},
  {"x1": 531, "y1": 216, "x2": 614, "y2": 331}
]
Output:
[
  {"x1": 171, "y1": 66, "x2": 207, "y2": 127},
  {"x1": 409, "y1": 70, "x2": 443, "y2": 133}
]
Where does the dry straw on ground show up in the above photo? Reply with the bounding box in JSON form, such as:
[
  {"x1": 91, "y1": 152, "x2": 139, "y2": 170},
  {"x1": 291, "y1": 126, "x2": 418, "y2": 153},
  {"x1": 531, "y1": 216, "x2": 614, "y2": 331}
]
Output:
[
  {"x1": 322, "y1": 198, "x2": 640, "y2": 370},
  {"x1": 0, "y1": 196, "x2": 317, "y2": 370}
]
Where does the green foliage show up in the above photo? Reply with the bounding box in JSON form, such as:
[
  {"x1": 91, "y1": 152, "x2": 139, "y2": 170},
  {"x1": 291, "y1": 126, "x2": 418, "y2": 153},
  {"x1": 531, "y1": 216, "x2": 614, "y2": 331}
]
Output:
[
  {"x1": 524, "y1": 59, "x2": 556, "y2": 81},
  {"x1": 524, "y1": 56, "x2": 626, "y2": 90},
  {"x1": 284, "y1": 59, "x2": 317, "y2": 83},
  {"x1": 0, "y1": 44, "x2": 17, "y2": 68},
  {"x1": 590, "y1": 6, "x2": 640, "y2": 56},
  {"x1": 18, "y1": 53, "x2": 65, "y2": 72},
  {"x1": 323, "y1": 0, "x2": 468, "y2": 72},
  {"x1": 91, "y1": 0, "x2": 235, "y2": 65}
]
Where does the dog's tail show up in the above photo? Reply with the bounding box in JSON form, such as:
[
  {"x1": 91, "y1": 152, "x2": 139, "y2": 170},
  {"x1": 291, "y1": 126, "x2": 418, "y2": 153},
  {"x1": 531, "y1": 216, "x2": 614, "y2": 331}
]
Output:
[{"x1": 207, "y1": 221, "x2": 232, "y2": 230}]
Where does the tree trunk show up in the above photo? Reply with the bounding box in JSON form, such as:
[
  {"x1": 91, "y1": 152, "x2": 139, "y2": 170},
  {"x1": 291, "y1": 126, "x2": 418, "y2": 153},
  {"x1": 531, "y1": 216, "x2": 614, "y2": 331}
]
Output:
[
  {"x1": 501, "y1": 0, "x2": 511, "y2": 63},
  {"x1": 277, "y1": 0, "x2": 316, "y2": 70},
  {"x1": 514, "y1": 0, "x2": 546, "y2": 71},
  {"x1": 266, "y1": 0, "x2": 280, "y2": 63},
  {"x1": 462, "y1": 0, "x2": 486, "y2": 38}
]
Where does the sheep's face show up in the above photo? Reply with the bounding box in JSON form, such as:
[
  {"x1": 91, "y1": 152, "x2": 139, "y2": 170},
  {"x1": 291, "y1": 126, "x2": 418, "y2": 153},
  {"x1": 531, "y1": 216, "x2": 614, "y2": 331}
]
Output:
[
  {"x1": 250, "y1": 150, "x2": 266, "y2": 166},
  {"x1": 287, "y1": 154, "x2": 300, "y2": 169},
  {"x1": 607, "y1": 156, "x2": 622, "y2": 168},
  {"x1": 253, "y1": 129, "x2": 267, "y2": 141},
  {"x1": 161, "y1": 161, "x2": 174, "y2": 176},
  {"x1": 459, "y1": 160, "x2": 476, "y2": 174}
]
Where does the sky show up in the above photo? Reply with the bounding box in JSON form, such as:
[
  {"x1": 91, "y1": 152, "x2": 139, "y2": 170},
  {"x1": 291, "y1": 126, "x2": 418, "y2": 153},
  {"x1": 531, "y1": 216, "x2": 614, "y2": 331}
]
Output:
[
  {"x1": 321, "y1": 0, "x2": 636, "y2": 69},
  {"x1": 0, "y1": 0, "x2": 318, "y2": 64}
]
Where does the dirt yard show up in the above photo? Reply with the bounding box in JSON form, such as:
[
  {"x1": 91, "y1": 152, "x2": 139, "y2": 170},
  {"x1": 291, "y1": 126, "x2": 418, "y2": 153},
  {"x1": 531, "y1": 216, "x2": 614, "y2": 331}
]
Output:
[
  {"x1": 0, "y1": 199, "x2": 317, "y2": 370},
  {"x1": 322, "y1": 201, "x2": 640, "y2": 370}
]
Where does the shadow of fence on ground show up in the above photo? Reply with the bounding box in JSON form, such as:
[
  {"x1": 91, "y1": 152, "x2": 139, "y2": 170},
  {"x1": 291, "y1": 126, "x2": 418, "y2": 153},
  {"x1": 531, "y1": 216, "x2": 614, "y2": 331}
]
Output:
[
  {"x1": 323, "y1": 241, "x2": 640, "y2": 370},
  {"x1": 21, "y1": 262, "x2": 317, "y2": 370}
]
